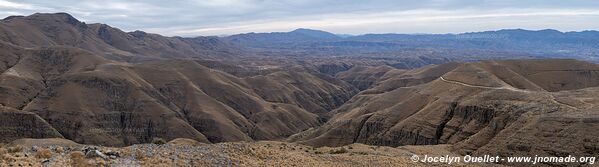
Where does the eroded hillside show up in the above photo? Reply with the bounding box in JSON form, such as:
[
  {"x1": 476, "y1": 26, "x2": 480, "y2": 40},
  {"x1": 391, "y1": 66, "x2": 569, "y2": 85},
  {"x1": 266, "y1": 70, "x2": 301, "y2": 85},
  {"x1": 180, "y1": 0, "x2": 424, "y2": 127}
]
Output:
[
  {"x1": 0, "y1": 42, "x2": 357, "y2": 146},
  {"x1": 295, "y1": 59, "x2": 599, "y2": 159}
]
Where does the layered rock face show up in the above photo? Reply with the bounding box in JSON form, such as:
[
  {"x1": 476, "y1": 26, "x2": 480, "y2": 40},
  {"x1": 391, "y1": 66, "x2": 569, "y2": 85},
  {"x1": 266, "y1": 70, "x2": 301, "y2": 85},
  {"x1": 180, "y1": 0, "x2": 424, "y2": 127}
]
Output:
[
  {"x1": 0, "y1": 107, "x2": 63, "y2": 143},
  {"x1": 295, "y1": 59, "x2": 599, "y2": 158}
]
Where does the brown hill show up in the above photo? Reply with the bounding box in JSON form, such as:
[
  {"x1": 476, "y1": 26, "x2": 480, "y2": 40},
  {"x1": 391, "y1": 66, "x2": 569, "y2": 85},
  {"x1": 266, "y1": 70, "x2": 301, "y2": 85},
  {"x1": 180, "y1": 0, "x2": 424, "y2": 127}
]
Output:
[
  {"x1": 335, "y1": 65, "x2": 396, "y2": 90},
  {"x1": 246, "y1": 70, "x2": 358, "y2": 115},
  {"x1": 0, "y1": 42, "x2": 356, "y2": 146},
  {"x1": 294, "y1": 59, "x2": 599, "y2": 159},
  {"x1": 0, "y1": 13, "x2": 239, "y2": 61}
]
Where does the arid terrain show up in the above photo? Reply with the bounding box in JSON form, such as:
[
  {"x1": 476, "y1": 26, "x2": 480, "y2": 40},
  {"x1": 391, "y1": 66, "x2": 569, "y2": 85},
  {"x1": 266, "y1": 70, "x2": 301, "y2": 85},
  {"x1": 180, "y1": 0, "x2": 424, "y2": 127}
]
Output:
[
  {"x1": 1, "y1": 138, "x2": 491, "y2": 167},
  {"x1": 293, "y1": 59, "x2": 599, "y2": 159},
  {"x1": 0, "y1": 13, "x2": 598, "y2": 166}
]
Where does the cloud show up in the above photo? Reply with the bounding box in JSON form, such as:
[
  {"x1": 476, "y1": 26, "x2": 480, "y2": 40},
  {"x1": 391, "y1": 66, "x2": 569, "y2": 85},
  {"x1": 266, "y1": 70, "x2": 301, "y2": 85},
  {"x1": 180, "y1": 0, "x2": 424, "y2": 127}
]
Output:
[
  {"x1": 148, "y1": 8, "x2": 599, "y2": 36},
  {"x1": 0, "y1": 0, "x2": 34, "y2": 9},
  {"x1": 0, "y1": 0, "x2": 598, "y2": 36}
]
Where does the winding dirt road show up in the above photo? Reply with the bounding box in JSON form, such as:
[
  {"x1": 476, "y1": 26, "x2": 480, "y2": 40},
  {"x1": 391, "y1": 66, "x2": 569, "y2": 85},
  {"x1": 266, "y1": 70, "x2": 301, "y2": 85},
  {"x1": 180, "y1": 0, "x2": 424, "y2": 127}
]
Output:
[{"x1": 439, "y1": 76, "x2": 578, "y2": 110}]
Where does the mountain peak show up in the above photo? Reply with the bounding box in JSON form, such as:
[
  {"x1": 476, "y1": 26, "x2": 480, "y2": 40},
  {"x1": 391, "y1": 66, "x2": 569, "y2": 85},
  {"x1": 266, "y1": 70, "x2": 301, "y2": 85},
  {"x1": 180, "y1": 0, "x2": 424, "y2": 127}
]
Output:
[
  {"x1": 2, "y1": 15, "x2": 24, "y2": 21},
  {"x1": 493, "y1": 28, "x2": 563, "y2": 34},
  {"x1": 26, "y1": 12, "x2": 83, "y2": 26},
  {"x1": 290, "y1": 28, "x2": 340, "y2": 39},
  {"x1": 291, "y1": 28, "x2": 322, "y2": 32}
]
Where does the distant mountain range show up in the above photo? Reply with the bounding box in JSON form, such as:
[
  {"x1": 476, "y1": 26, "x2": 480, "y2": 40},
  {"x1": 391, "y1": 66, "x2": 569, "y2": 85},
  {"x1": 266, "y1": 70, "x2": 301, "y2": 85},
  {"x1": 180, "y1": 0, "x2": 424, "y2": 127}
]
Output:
[{"x1": 226, "y1": 28, "x2": 599, "y2": 62}]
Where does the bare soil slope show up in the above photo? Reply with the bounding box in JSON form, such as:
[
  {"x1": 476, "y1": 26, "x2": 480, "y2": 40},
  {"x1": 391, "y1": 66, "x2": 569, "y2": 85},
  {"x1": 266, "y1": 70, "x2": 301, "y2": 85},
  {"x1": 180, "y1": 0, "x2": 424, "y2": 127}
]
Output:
[
  {"x1": 296, "y1": 59, "x2": 599, "y2": 159},
  {"x1": 0, "y1": 42, "x2": 355, "y2": 146}
]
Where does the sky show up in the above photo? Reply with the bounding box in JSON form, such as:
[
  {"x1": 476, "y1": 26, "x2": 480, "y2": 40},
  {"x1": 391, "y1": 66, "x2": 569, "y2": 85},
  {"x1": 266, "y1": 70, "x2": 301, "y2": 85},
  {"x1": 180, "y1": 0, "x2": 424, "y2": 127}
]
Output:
[{"x1": 1, "y1": 0, "x2": 599, "y2": 37}]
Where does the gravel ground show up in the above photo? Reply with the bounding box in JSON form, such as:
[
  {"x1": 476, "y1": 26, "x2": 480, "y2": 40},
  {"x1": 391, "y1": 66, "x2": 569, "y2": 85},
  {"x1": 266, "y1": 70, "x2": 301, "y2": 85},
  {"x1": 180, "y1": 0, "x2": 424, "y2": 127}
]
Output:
[{"x1": 0, "y1": 139, "x2": 490, "y2": 167}]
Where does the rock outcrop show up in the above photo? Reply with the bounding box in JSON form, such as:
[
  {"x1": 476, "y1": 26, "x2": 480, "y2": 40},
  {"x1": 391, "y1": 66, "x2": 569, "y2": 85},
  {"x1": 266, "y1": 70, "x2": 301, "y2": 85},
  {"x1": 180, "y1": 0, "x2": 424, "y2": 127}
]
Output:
[{"x1": 0, "y1": 107, "x2": 63, "y2": 143}]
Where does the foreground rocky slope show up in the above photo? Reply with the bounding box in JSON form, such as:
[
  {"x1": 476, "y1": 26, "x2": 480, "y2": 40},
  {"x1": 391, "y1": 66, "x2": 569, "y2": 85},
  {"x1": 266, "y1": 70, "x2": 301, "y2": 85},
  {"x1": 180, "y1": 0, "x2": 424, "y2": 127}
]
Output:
[
  {"x1": 0, "y1": 138, "x2": 485, "y2": 167},
  {"x1": 295, "y1": 59, "x2": 599, "y2": 159}
]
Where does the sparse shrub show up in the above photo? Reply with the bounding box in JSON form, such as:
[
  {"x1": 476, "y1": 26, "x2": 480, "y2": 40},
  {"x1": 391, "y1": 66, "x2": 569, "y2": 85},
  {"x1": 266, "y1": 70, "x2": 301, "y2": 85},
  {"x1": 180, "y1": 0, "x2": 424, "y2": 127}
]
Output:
[
  {"x1": 329, "y1": 148, "x2": 348, "y2": 154},
  {"x1": 119, "y1": 149, "x2": 131, "y2": 157},
  {"x1": 55, "y1": 147, "x2": 64, "y2": 153},
  {"x1": 314, "y1": 151, "x2": 323, "y2": 154},
  {"x1": 69, "y1": 151, "x2": 86, "y2": 167},
  {"x1": 355, "y1": 152, "x2": 368, "y2": 155},
  {"x1": 0, "y1": 148, "x2": 6, "y2": 162},
  {"x1": 347, "y1": 146, "x2": 353, "y2": 149},
  {"x1": 151, "y1": 138, "x2": 166, "y2": 145},
  {"x1": 36, "y1": 148, "x2": 53, "y2": 159},
  {"x1": 7, "y1": 145, "x2": 23, "y2": 153},
  {"x1": 134, "y1": 150, "x2": 146, "y2": 160},
  {"x1": 95, "y1": 159, "x2": 106, "y2": 166}
]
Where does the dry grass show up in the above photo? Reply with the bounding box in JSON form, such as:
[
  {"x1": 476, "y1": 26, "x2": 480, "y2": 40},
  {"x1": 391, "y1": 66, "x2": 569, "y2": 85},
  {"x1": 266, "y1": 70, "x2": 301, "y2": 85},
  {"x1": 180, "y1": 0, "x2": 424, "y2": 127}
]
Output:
[
  {"x1": 55, "y1": 146, "x2": 64, "y2": 153},
  {"x1": 95, "y1": 159, "x2": 106, "y2": 166},
  {"x1": 134, "y1": 150, "x2": 146, "y2": 161},
  {"x1": 0, "y1": 148, "x2": 6, "y2": 163},
  {"x1": 69, "y1": 151, "x2": 87, "y2": 167},
  {"x1": 35, "y1": 148, "x2": 53, "y2": 159},
  {"x1": 7, "y1": 145, "x2": 22, "y2": 153},
  {"x1": 0, "y1": 139, "x2": 491, "y2": 167},
  {"x1": 329, "y1": 148, "x2": 348, "y2": 154},
  {"x1": 151, "y1": 138, "x2": 166, "y2": 145}
]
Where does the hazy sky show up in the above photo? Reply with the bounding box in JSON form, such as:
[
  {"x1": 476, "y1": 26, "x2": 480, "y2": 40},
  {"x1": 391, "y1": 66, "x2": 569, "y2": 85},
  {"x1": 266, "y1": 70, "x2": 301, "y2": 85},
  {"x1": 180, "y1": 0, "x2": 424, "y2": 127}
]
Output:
[{"x1": 1, "y1": 0, "x2": 599, "y2": 36}]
